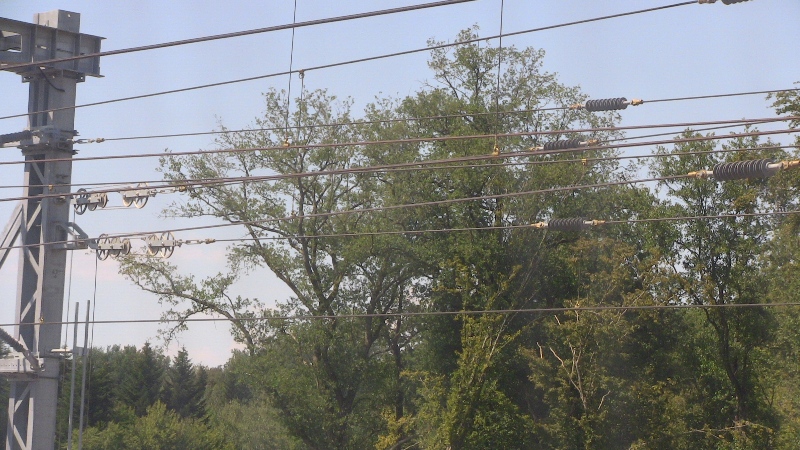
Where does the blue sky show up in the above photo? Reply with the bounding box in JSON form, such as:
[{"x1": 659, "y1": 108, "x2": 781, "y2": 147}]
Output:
[{"x1": 0, "y1": 0, "x2": 798, "y2": 366}]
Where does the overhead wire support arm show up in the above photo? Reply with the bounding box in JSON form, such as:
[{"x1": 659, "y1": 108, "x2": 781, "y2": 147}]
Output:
[
  {"x1": 0, "y1": 0, "x2": 476, "y2": 73},
  {"x1": 0, "y1": 328, "x2": 40, "y2": 375},
  {"x1": 0, "y1": 130, "x2": 32, "y2": 148}
]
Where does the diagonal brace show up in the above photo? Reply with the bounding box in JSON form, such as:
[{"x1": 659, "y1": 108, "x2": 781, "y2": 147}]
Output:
[{"x1": 0, "y1": 202, "x2": 23, "y2": 269}]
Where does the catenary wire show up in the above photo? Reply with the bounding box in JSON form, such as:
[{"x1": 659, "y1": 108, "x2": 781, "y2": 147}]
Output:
[
  {"x1": 0, "y1": 139, "x2": 793, "y2": 193},
  {"x1": 283, "y1": 0, "x2": 299, "y2": 144},
  {"x1": 1, "y1": 301, "x2": 800, "y2": 329},
  {"x1": 23, "y1": 115, "x2": 800, "y2": 191},
  {"x1": 0, "y1": 0, "x2": 476, "y2": 73},
  {"x1": 0, "y1": 127, "x2": 793, "y2": 204},
  {"x1": 205, "y1": 210, "x2": 800, "y2": 242},
  {"x1": 90, "y1": 95, "x2": 798, "y2": 144},
  {"x1": 0, "y1": 2, "x2": 698, "y2": 122},
  {"x1": 127, "y1": 143, "x2": 800, "y2": 194},
  {"x1": 0, "y1": 174, "x2": 693, "y2": 252},
  {"x1": 66, "y1": 187, "x2": 800, "y2": 243},
  {"x1": 492, "y1": 0, "x2": 506, "y2": 153},
  {"x1": 0, "y1": 196, "x2": 796, "y2": 254},
  {"x1": 0, "y1": 113, "x2": 790, "y2": 191},
  {"x1": 0, "y1": 127, "x2": 793, "y2": 207},
  {"x1": 0, "y1": 117, "x2": 795, "y2": 169}
]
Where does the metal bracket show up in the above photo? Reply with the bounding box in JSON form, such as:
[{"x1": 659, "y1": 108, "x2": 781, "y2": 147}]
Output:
[
  {"x1": 0, "y1": 11, "x2": 103, "y2": 78},
  {"x1": 0, "y1": 355, "x2": 41, "y2": 380},
  {"x1": 0, "y1": 328, "x2": 40, "y2": 376},
  {"x1": 18, "y1": 125, "x2": 78, "y2": 153},
  {"x1": 52, "y1": 221, "x2": 89, "y2": 250}
]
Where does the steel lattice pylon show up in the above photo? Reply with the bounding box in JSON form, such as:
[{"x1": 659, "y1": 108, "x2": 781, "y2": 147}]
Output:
[{"x1": 0, "y1": 11, "x2": 102, "y2": 450}]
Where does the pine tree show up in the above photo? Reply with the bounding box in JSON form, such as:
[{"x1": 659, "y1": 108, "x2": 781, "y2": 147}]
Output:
[
  {"x1": 118, "y1": 343, "x2": 164, "y2": 416},
  {"x1": 162, "y1": 347, "x2": 205, "y2": 419}
]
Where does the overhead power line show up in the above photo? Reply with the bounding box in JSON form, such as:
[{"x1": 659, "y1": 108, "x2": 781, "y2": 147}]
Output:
[
  {"x1": 0, "y1": 112, "x2": 790, "y2": 194},
  {"x1": 0, "y1": 191, "x2": 796, "y2": 255},
  {"x1": 9, "y1": 167, "x2": 790, "y2": 255},
  {"x1": 0, "y1": 139, "x2": 793, "y2": 193},
  {"x1": 0, "y1": 173, "x2": 689, "y2": 253},
  {"x1": 0, "y1": 127, "x2": 793, "y2": 207},
  {"x1": 72, "y1": 98, "x2": 797, "y2": 145},
  {"x1": 0, "y1": 126, "x2": 793, "y2": 208},
  {"x1": 0, "y1": 117, "x2": 795, "y2": 168},
  {"x1": 203, "y1": 210, "x2": 800, "y2": 242},
  {"x1": 80, "y1": 208, "x2": 800, "y2": 259},
  {"x1": 0, "y1": 2, "x2": 700, "y2": 122},
  {"x1": 0, "y1": 300, "x2": 798, "y2": 330},
  {"x1": 0, "y1": 0, "x2": 476, "y2": 73}
]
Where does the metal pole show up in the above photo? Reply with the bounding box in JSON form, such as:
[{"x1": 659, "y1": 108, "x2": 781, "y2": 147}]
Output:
[
  {"x1": 77, "y1": 301, "x2": 90, "y2": 450},
  {"x1": 0, "y1": 11, "x2": 102, "y2": 450},
  {"x1": 66, "y1": 303, "x2": 79, "y2": 449}
]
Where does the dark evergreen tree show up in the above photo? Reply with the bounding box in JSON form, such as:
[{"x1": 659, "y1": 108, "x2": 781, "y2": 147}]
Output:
[
  {"x1": 162, "y1": 347, "x2": 205, "y2": 419},
  {"x1": 118, "y1": 343, "x2": 165, "y2": 417},
  {"x1": 85, "y1": 350, "x2": 119, "y2": 427}
]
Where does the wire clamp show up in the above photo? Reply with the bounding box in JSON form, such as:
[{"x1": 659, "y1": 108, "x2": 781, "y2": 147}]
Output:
[{"x1": 688, "y1": 169, "x2": 714, "y2": 179}]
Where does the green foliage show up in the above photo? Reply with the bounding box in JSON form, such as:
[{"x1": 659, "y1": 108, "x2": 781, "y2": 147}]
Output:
[
  {"x1": 118, "y1": 343, "x2": 166, "y2": 417},
  {"x1": 79, "y1": 402, "x2": 231, "y2": 450},
  {"x1": 162, "y1": 347, "x2": 205, "y2": 419},
  {"x1": 102, "y1": 28, "x2": 800, "y2": 450},
  {"x1": 647, "y1": 131, "x2": 788, "y2": 446}
]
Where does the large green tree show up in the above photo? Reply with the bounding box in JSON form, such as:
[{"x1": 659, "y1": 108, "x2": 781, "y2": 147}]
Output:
[
  {"x1": 110, "y1": 30, "x2": 800, "y2": 450},
  {"x1": 162, "y1": 347, "x2": 205, "y2": 419},
  {"x1": 358, "y1": 28, "x2": 646, "y2": 449},
  {"x1": 117, "y1": 27, "x2": 631, "y2": 449},
  {"x1": 648, "y1": 131, "x2": 791, "y2": 447}
]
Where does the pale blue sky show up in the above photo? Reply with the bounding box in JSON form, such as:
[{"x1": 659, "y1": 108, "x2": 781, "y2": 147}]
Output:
[{"x1": 0, "y1": 0, "x2": 798, "y2": 366}]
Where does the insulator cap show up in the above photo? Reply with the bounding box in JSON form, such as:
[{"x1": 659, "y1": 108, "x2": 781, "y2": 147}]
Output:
[
  {"x1": 585, "y1": 97, "x2": 628, "y2": 112},
  {"x1": 547, "y1": 217, "x2": 589, "y2": 232},
  {"x1": 0, "y1": 328, "x2": 25, "y2": 354},
  {"x1": 712, "y1": 159, "x2": 777, "y2": 181},
  {"x1": 722, "y1": 0, "x2": 749, "y2": 4},
  {"x1": 543, "y1": 138, "x2": 582, "y2": 151}
]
